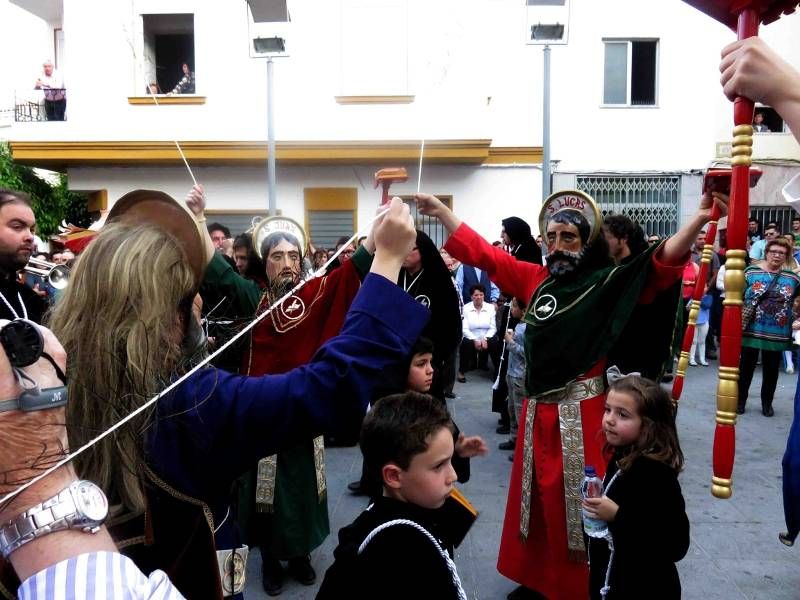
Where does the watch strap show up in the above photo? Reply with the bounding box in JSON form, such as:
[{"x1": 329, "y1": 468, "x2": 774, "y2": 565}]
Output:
[{"x1": 0, "y1": 485, "x2": 77, "y2": 558}]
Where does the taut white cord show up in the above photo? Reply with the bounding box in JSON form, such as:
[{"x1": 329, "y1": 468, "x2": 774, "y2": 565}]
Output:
[{"x1": 0, "y1": 206, "x2": 390, "y2": 507}]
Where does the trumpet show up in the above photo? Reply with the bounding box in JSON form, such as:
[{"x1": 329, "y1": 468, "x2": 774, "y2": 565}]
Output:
[{"x1": 24, "y1": 257, "x2": 70, "y2": 289}]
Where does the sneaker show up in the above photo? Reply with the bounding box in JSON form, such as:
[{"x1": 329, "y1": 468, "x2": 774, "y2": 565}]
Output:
[
  {"x1": 262, "y1": 557, "x2": 284, "y2": 596},
  {"x1": 787, "y1": 367, "x2": 795, "y2": 375},
  {"x1": 689, "y1": 360, "x2": 698, "y2": 367},
  {"x1": 700, "y1": 361, "x2": 709, "y2": 367},
  {"x1": 287, "y1": 555, "x2": 316, "y2": 586}
]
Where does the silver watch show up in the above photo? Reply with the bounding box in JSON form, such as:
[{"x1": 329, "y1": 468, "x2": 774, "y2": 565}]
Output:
[{"x1": 0, "y1": 480, "x2": 108, "y2": 558}]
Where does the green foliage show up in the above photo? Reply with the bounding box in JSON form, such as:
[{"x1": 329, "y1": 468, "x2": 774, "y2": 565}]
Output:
[{"x1": 0, "y1": 143, "x2": 90, "y2": 237}]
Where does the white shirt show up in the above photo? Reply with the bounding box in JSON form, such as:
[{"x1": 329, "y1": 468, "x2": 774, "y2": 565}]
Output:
[
  {"x1": 462, "y1": 301, "x2": 496, "y2": 340},
  {"x1": 35, "y1": 70, "x2": 65, "y2": 101},
  {"x1": 18, "y1": 551, "x2": 185, "y2": 599}
]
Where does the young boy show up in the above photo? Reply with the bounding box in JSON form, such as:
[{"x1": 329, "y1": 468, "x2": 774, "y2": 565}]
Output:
[
  {"x1": 317, "y1": 392, "x2": 468, "y2": 599},
  {"x1": 348, "y1": 337, "x2": 486, "y2": 495}
]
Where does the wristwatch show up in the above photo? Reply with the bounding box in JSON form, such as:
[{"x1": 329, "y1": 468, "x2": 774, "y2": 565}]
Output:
[{"x1": 0, "y1": 480, "x2": 108, "y2": 558}]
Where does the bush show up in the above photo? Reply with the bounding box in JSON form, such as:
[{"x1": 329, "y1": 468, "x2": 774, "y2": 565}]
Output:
[{"x1": 0, "y1": 143, "x2": 90, "y2": 237}]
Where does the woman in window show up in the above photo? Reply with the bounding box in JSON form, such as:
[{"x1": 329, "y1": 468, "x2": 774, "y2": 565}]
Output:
[{"x1": 169, "y1": 62, "x2": 195, "y2": 95}]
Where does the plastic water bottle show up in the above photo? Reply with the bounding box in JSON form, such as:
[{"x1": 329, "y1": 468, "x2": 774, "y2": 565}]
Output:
[{"x1": 581, "y1": 465, "x2": 608, "y2": 538}]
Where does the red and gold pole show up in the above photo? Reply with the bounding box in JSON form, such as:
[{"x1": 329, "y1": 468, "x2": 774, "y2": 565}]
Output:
[
  {"x1": 712, "y1": 8, "x2": 760, "y2": 499},
  {"x1": 672, "y1": 205, "x2": 721, "y2": 407}
]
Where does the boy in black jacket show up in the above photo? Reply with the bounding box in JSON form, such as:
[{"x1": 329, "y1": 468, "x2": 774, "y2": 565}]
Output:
[{"x1": 317, "y1": 392, "x2": 469, "y2": 599}]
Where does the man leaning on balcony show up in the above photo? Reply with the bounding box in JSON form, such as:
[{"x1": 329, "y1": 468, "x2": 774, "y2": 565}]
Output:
[{"x1": 34, "y1": 59, "x2": 66, "y2": 121}]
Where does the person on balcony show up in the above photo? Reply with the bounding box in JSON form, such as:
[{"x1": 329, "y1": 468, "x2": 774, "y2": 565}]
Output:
[{"x1": 34, "y1": 59, "x2": 65, "y2": 121}]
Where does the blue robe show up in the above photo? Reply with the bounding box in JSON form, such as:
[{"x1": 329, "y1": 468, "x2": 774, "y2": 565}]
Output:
[
  {"x1": 141, "y1": 274, "x2": 429, "y2": 595},
  {"x1": 783, "y1": 375, "x2": 800, "y2": 544}
]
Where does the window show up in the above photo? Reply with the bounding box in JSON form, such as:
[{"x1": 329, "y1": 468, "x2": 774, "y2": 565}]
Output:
[
  {"x1": 203, "y1": 212, "x2": 268, "y2": 238},
  {"x1": 603, "y1": 39, "x2": 657, "y2": 106},
  {"x1": 749, "y1": 206, "x2": 796, "y2": 236},
  {"x1": 576, "y1": 175, "x2": 679, "y2": 237},
  {"x1": 752, "y1": 106, "x2": 785, "y2": 134},
  {"x1": 304, "y1": 188, "x2": 357, "y2": 248},
  {"x1": 142, "y1": 14, "x2": 195, "y2": 95},
  {"x1": 400, "y1": 196, "x2": 453, "y2": 248}
]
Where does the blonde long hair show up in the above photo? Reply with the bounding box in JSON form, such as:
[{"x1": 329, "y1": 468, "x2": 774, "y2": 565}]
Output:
[{"x1": 48, "y1": 222, "x2": 196, "y2": 512}]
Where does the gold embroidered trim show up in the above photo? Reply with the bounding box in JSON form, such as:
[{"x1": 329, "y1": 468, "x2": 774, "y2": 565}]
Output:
[
  {"x1": 255, "y1": 454, "x2": 278, "y2": 510},
  {"x1": 519, "y1": 398, "x2": 537, "y2": 539},
  {"x1": 517, "y1": 376, "x2": 604, "y2": 546},
  {"x1": 559, "y1": 401, "x2": 586, "y2": 553},
  {"x1": 313, "y1": 436, "x2": 327, "y2": 500}
]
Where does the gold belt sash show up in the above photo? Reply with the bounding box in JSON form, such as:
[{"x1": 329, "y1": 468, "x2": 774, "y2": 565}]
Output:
[
  {"x1": 519, "y1": 375, "x2": 605, "y2": 554},
  {"x1": 255, "y1": 436, "x2": 327, "y2": 510}
]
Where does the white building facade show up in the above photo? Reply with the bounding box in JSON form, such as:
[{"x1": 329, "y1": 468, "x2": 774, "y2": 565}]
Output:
[{"x1": 3, "y1": 0, "x2": 800, "y2": 245}]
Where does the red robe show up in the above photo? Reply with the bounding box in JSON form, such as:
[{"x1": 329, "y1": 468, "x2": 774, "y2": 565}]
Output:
[
  {"x1": 246, "y1": 263, "x2": 362, "y2": 375},
  {"x1": 244, "y1": 261, "x2": 362, "y2": 557},
  {"x1": 445, "y1": 224, "x2": 682, "y2": 600}
]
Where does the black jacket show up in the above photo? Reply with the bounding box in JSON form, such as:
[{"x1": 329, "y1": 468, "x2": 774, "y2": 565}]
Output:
[
  {"x1": 588, "y1": 454, "x2": 690, "y2": 600},
  {"x1": 0, "y1": 272, "x2": 45, "y2": 323},
  {"x1": 317, "y1": 497, "x2": 465, "y2": 600}
]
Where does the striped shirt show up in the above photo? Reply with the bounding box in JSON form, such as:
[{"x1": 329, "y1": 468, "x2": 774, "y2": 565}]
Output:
[{"x1": 17, "y1": 552, "x2": 185, "y2": 600}]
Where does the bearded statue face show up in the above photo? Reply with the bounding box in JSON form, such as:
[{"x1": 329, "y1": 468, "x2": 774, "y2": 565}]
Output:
[
  {"x1": 545, "y1": 221, "x2": 584, "y2": 277},
  {"x1": 265, "y1": 238, "x2": 302, "y2": 294}
]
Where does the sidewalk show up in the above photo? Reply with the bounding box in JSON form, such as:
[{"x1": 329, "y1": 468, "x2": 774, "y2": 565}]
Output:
[{"x1": 245, "y1": 362, "x2": 799, "y2": 599}]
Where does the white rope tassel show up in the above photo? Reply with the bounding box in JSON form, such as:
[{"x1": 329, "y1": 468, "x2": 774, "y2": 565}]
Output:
[
  {"x1": 0, "y1": 206, "x2": 390, "y2": 508},
  {"x1": 358, "y1": 518, "x2": 467, "y2": 600}
]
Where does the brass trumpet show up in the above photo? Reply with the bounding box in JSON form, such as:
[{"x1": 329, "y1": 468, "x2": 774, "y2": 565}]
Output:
[{"x1": 24, "y1": 257, "x2": 70, "y2": 289}]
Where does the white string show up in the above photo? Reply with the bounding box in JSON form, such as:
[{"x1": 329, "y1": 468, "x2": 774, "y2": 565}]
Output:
[
  {"x1": 417, "y1": 139, "x2": 425, "y2": 193},
  {"x1": 0, "y1": 206, "x2": 390, "y2": 507},
  {"x1": 144, "y1": 83, "x2": 198, "y2": 187},
  {"x1": 0, "y1": 291, "x2": 27, "y2": 321}
]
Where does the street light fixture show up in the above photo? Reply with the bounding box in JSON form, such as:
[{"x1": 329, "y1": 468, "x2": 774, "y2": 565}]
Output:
[
  {"x1": 526, "y1": 0, "x2": 570, "y2": 199},
  {"x1": 246, "y1": 0, "x2": 290, "y2": 216}
]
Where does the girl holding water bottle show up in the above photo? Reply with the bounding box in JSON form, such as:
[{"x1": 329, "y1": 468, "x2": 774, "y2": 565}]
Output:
[{"x1": 582, "y1": 372, "x2": 690, "y2": 599}]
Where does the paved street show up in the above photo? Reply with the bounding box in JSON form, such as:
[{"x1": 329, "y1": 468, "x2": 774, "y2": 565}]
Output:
[{"x1": 246, "y1": 360, "x2": 799, "y2": 599}]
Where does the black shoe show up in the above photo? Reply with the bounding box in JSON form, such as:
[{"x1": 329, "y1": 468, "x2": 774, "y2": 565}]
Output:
[
  {"x1": 507, "y1": 585, "x2": 547, "y2": 600},
  {"x1": 737, "y1": 405, "x2": 746, "y2": 415},
  {"x1": 262, "y1": 557, "x2": 284, "y2": 596},
  {"x1": 498, "y1": 440, "x2": 516, "y2": 451},
  {"x1": 762, "y1": 405, "x2": 775, "y2": 417},
  {"x1": 287, "y1": 555, "x2": 316, "y2": 586},
  {"x1": 508, "y1": 454, "x2": 514, "y2": 462},
  {"x1": 457, "y1": 375, "x2": 467, "y2": 383},
  {"x1": 496, "y1": 425, "x2": 510, "y2": 435},
  {"x1": 347, "y1": 480, "x2": 366, "y2": 495},
  {"x1": 779, "y1": 531, "x2": 795, "y2": 546},
  {"x1": 661, "y1": 374, "x2": 674, "y2": 383},
  {"x1": 444, "y1": 391, "x2": 456, "y2": 399},
  {"x1": 706, "y1": 351, "x2": 718, "y2": 360}
]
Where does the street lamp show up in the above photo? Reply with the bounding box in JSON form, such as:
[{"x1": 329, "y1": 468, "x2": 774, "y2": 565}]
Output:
[
  {"x1": 526, "y1": 0, "x2": 570, "y2": 199},
  {"x1": 246, "y1": 0, "x2": 290, "y2": 216}
]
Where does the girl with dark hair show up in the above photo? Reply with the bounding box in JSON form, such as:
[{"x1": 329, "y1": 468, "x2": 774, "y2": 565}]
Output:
[{"x1": 582, "y1": 372, "x2": 689, "y2": 600}]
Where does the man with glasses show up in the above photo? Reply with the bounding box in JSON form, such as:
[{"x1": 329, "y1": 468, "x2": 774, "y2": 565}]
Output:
[{"x1": 751, "y1": 226, "x2": 780, "y2": 261}]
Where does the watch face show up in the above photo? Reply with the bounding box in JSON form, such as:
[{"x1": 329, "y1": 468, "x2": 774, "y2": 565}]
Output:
[{"x1": 75, "y1": 481, "x2": 108, "y2": 522}]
